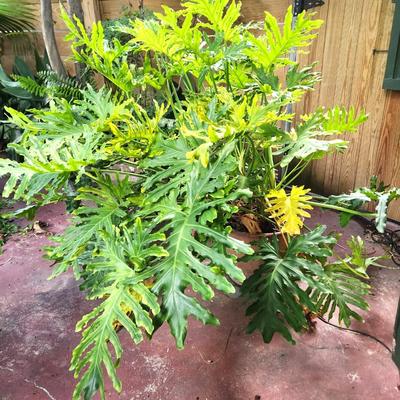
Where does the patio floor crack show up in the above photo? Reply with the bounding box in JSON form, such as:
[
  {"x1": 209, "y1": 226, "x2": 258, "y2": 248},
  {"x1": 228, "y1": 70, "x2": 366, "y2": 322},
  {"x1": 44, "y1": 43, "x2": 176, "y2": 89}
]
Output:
[
  {"x1": 24, "y1": 378, "x2": 57, "y2": 400},
  {"x1": 1, "y1": 365, "x2": 57, "y2": 400}
]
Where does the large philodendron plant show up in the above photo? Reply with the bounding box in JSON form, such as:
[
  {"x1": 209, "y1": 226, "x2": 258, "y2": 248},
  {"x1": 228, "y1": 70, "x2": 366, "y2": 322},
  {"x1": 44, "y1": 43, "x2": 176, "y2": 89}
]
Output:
[{"x1": 1, "y1": 1, "x2": 399, "y2": 398}]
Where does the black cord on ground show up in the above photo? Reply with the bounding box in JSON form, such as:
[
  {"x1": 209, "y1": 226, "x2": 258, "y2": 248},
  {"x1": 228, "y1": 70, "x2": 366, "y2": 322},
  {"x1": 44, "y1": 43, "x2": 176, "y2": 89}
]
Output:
[
  {"x1": 318, "y1": 316, "x2": 392, "y2": 353},
  {"x1": 353, "y1": 216, "x2": 400, "y2": 267},
  {"x1": 369, "y1": 227, "x2": 400, "y2": 267}
]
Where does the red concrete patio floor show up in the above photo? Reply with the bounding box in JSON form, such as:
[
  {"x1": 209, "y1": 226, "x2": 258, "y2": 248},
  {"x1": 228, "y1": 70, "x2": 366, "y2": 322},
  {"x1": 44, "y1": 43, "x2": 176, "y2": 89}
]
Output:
[{"x1": 0, "y1": 203, "x2": 399, "y2": 400}]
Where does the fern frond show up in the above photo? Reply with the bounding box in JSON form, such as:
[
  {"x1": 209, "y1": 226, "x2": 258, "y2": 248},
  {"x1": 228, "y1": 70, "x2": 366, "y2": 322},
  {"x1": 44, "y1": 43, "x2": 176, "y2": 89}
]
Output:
[
  {"x1": 11, "y1": 70, "x2": 84, "y2": 101},
  {"x1": 12, "y1": 74, "x2": 47, "y2": 97},
  {"x1": 37, "y1": 70, "x2": 83, "y2": 100}
]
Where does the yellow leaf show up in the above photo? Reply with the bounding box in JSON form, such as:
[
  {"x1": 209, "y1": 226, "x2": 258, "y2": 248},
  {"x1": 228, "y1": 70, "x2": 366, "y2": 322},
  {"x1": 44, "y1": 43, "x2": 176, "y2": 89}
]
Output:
[
  {"x1": 186, "y1": 149, "x2": 197, "y2": 164},
  {"x1": 207, "y1": 125, "x2": 219, "y2": 143},
  {"x1": 266, "y1": 185, "x2": 313, "y2": 235},
  {"x1": 181, "y1": 125, "x2": 206, "y2": 140},
  {"x1": 108, "y1": 122, "x2": 120, "y2": 136},
  {"x1": 198, "y1": 143, "x2": 211, "y2": 167},
  {"x1": 186, "y1": 143, "x2": 212, "y2": 167}
]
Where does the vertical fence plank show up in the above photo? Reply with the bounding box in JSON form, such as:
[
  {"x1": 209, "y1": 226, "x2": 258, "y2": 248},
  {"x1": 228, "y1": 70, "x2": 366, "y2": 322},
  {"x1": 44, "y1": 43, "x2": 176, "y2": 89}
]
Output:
[
  {"x1": 299, "y1": 0, "x2": 400, "y2": 220},
  {"x1": 82, "y1": 0, "x2": 101, "y2": 28}
]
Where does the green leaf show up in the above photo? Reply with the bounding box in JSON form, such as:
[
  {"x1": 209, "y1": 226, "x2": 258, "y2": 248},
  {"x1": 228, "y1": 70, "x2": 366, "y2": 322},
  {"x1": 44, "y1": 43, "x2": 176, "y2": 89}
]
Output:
[
  {"x1": 375, "y1": 192, "x2": 390, "y2": 233},
  {"x1": 61, "y1": 6, "x2": 139, "y2": 94},
  {"x1": 323, "y1": 106, "x2": 368, "y2": 134},
  {"x1": 70, "y1": 225, "x2": 162, "y2": 400},
  {"x1": 286, "y1": 63, "x2": 321, "y2": 91},
  {"x1": 244, "y1": 7, "x2": 323, "y2": 71},
  {"x1": 13, "y1": 56, "x2": 34, "y2": 77},
  {"x1": 140, "y1": 137, "x2": 191, "y2": 202},
  {"x1": 0, "y1": 158, "x2": 69, "y2": 203},
  {"x1": 0, "y1": 85, "x2": 160, "y2": 205},
  {"x1": 199, "y1": 207, "x2": 218, "y2": 224},
  {"x1": 308, "y1": 235, "x2": 378, "y2": 327},
  {"x1": 143, "y1": 141, "x2": 253, "y2": 347},
  {"x1": 182, "y1": 0, "x2": 241, "y2": 42},
  {"x1": 345, "y1": 236, "x2": 382, "y2": 274},
  {"x1": 242, "y1": 226, "x2": 336, "y2": 343},
  {"x1": 277, "y1": 107, "x2": 367, "y2": 167},
  {"x1": 310, "y1": 264, "x2": 370, "y2": 327},
  {"x1": 49, "y1": 175, "x2": 131, "y2": 278},
  {"x1": 3, "y1": 204, "x2": 38, "y2": 220},
  {"x1": 339, "y1": 211, "x2": 354, "y2": 228},
  {"x1": 327, "y1": 186, "x2": 400, "y2": 232}
]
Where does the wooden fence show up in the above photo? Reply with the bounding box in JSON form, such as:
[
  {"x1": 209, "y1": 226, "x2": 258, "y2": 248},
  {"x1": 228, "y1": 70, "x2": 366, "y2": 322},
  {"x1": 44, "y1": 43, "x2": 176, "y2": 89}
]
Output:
[
  {"x1": 300, "y1": 0, "x2": 400, "y2": 220},
  {"x1": 2, "y1": 0, "x2": 399, "y2": 219},
  {"x1": 0, "y1": 0, "x2": 289, "y2": 72}
]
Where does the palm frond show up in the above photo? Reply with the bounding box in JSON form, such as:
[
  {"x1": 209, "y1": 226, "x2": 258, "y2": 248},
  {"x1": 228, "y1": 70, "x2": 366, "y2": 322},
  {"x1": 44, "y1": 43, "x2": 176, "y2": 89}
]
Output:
[{"x1": 0, "y1": 0, "x2": 36, "y2": 35}]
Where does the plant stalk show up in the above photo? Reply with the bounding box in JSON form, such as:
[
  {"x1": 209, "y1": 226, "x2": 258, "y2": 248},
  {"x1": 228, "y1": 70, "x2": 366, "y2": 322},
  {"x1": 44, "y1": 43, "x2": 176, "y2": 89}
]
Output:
[
  {"x1": 306, "y1": 200, "x2": 376, "y2": 218},
  {"x1": 266, "y1": 146, "x2": 276, "y2": 189},
  {"x1": 101, "y1": 168, "x2": 147, "y2": 178}
]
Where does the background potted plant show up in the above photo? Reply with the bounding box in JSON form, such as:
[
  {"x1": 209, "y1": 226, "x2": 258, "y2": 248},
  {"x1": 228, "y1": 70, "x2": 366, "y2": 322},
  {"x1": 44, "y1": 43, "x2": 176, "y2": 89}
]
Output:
[{"x1": 0, "y1": 1, "x2": 399, "y2": 398}]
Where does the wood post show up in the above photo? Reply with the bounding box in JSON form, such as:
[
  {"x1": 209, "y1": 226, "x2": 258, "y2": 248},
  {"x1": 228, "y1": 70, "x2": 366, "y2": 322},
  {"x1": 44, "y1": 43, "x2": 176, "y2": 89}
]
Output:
[
  {"x1": 66, "y1": 0, "x2": 86, "y2": 80},
  {"x1": 81, "y1": 0, "x2": 101, "y2": 28},
  {"x1": 40, "y1": 0, "x2": 67, "y2": 77},
  {"x1": 81, "y1": 0, "x2": 104, "y2": 86}
]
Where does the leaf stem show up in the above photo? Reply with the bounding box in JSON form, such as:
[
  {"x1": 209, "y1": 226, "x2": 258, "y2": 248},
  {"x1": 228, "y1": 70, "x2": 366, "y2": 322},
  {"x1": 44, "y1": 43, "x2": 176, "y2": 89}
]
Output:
[
  {"x1": 121, "y1": 159, "x2": 138, "y2": 166},
  {"x1": 276, "y1": 160, "x2": 304, "y2": 189},
  {"x1": 306, "y1": 200, "x2": 376, "y2": 218},
  {"x1": 265, "y1": 146, "x2": 276, "y2": 189},
  {"x1": 100, "y1": 169, "x2": 147, "y2": 178},
  {"x1": 280, "y1": 161, "x2": 310, "y2": 188}
]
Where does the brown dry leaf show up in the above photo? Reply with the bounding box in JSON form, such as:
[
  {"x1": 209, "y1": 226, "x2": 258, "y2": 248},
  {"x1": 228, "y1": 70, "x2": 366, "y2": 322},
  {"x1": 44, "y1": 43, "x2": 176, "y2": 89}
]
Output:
[
  {"x1": 240, "y1": 213, "x2": 262, "y2": 234},
  {"x1": 32, "y1": 221, "x2": 48, "y2": 234},
  {"x1": 144, "y1": 277, "x2": 155, "y2": 288}
]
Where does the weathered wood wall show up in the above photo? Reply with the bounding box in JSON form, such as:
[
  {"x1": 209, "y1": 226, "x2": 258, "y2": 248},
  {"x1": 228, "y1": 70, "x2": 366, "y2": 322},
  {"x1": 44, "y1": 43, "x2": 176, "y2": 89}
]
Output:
[
  {"x1": 1, "y1": 0, "x2": 72, "y2": 72},
  {"x1": 0, "y1": 0, "x2": 289, "y2": 70},
  {"x1": 300, "y1": 0, "x2": 400, "y2": 220},
  {"x1": 1, "y1": 0, "x2": 399, "y2": 219},
  {"x1": 99, "y1": 0, "x2": 290, "y2": 20}
]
